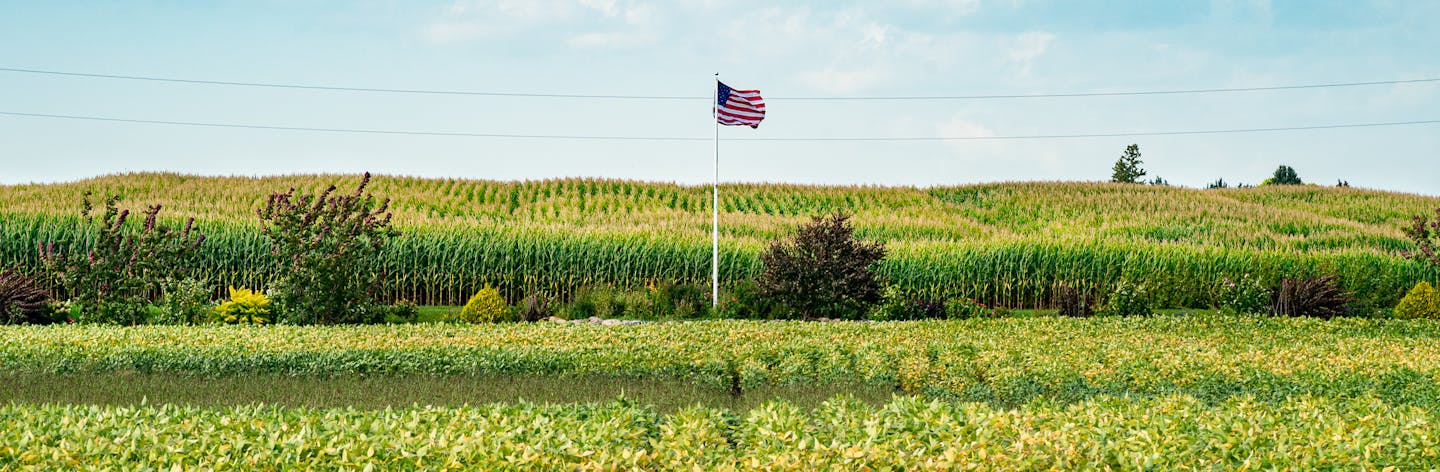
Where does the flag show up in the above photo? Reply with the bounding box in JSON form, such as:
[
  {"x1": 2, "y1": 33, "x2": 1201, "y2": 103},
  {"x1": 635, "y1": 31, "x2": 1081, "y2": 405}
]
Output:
[{"x1": 715, "y1": 81, "x2": 765, "y2": 128}]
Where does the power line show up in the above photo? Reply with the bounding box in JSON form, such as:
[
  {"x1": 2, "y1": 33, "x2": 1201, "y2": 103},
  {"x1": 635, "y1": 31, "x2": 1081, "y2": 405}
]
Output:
[
  {"x1": 1, "y1": 66, "x2": 1436, "y2": 101},
  {"x1": 3, "y1": 110, "x2": 1438, "y2": 141},
  {"x1": 0, "y1": 67, "x2": 697, "y2": 100}
]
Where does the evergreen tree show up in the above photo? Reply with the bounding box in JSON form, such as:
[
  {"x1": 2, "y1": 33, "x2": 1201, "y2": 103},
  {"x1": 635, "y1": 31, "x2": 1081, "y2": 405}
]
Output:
[
  {"x1": 1110, "y1": 144, "x2": 1146, "y2": 183},
  {"x1": 1263, "y1": 165, "x2": 1302, "y2": 185}
]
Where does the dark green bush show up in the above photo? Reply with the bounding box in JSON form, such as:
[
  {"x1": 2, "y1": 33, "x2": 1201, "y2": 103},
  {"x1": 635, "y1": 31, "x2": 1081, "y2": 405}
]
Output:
[
  {"x1": 756, "y1": 213, "x2": 886, "y2": 320},
  {"x1": 560, "y1": 286, "x2": 642, "y2": 320},
  {"x1": 945, "y1": 297, "x2": 995, "y2": 319},
  {"x1": 1262, "y1": 165, "x2": 1302, "y2": 185},
  {"x1": 644, "y1": 282, "x2": 710, "y2": 320},
  {"x1": 384, "y1": 300, "x2": 420, "y2": 323},
  {"x1": 1101, "y1": 280, "x2": 1152, "y2": 317},
  {"x1": 155, "y1": 277, "x2": 211, "y2": 325},
  {"x1": 1215, "y1": 274, "x2": 1270, "y2": 315},
  {"x1": 872, "y1": 286, "x2": 945, "y2": 321},
  {"x1": 720, "y1": 279, "x2": 785, "y2": 319}
]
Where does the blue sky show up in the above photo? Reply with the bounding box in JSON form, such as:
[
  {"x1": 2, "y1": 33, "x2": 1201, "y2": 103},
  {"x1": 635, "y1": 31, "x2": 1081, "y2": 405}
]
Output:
[{"x1": 1, "y1": 0, "x2": 1437, "y2": 194}]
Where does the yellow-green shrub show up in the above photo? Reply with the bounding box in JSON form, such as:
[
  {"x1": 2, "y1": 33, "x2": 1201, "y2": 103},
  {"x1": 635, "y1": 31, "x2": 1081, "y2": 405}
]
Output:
[
  {"x1": 1395, "y1": 281, "x2": 1440, "y2": 319},
  {"x1": 212, "y1": 287, "x2": 270, "y2": 325},
  {"x1": 459, "y1": 285, "x2": 509, "y2": 323}
]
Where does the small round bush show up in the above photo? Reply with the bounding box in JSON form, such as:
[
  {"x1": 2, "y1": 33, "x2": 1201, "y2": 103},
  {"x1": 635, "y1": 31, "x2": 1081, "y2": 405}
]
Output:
[
  {"x1": 1101, "y1": 280, "x2": 1152, "y2": 317},
  {"x1": 1215, "y1": 274, "x2": 1270, "y2": 315},
  {"x1": 213, "y1": 286, "x2": 271, "y2": 325},
  {"x1": 1394, "y1": 281, "x2": 1440, "y2": 319},
  {"x1": 460, "y1": 285, "x2": 509, "y2": 323},
  {"x1": 945, "y1": 297, "x2": 990, "y2": 319}
]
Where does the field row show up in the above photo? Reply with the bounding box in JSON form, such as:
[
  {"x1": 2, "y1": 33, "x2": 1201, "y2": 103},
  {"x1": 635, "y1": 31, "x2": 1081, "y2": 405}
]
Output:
[
  {"x1": 7, "y1": 317, "x2": 1440, "y2": 406},
  {"x1": 4, "y1": 173, "x2": 1439, "y2": 307},
  {"x1": 4, "y1": 216, "x2": 1435, "y2": 307},
  {"x1": 3, "y1": 395, "x2": 1435, "y2": 469},
  {"x1": 5, "y1": 174, "x2": 1434, "y2": 253}
]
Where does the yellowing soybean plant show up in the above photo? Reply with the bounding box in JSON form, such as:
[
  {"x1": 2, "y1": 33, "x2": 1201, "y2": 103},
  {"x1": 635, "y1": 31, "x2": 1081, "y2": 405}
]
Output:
[
  {"x1": 2, "y1": 173, "x2": 1437, "y2": 307},
  {"x1": 7, "y1": 173, "x2": 1440, "y2": 469}
]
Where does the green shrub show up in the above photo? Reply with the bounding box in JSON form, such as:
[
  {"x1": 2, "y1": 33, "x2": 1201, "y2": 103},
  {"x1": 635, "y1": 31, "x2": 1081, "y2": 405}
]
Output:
[
  {"x1": 40, "y1": 193, "x2": 205, "y2": 325},
  {"x1": 155, "y1": 278, "x2": 212, "y2": 325},
  {"x1": 944, "y1": 297, "x2": 992, "y2": 319},
  {"x1": 641, "y1": 282, "x2": 709, "y2": 320},
  {"x1": 1395, "y1": 281, "x2": 1440, "y2": 320},
  {"x1": 560, "y1": 286, "x2": 647, "y2": 320},
  {"x1": 1101, "y1": 280, "x2": 1152, "y2": 317},
  {"x1": 213, "y1": 287, "x2": 271, "y2": 325},
  {"x1": 756, "y1": 213, "x2": 887, "y2": 320},
  {"x1": 459, "y1": 285, "x2": 510, "y2": 323},
  {"x1": 720, "y1": 280, "x2": 785, "y2": 320},
  {"x1": 1216, "y1": 274, "x2": 1270, "y2": 315},
  {"x1": 871, "y1": 286, "x2": 945, "y2": 321},
  {"x1": 382, "y1": 300, "x2": 420, "y2": 324},
  {"x1": 258, "y1": 173, "x2": 397, "y2": 325}
]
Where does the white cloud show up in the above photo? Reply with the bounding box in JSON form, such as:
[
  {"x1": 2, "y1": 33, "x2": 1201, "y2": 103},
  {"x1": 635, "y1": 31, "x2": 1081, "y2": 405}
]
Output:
[
  {"x1": 937, "y1": 115, "x2": 997, "y2": 142},
  {"x1": 901, "y1": 0, "x2": 982, "y2": 16},
  {"x1": 579, "y1": 0, "x2": 619, "y2": 17},
  {"x1": 622, "y1": 3, "x2": 655, "y2": 26},
  {"x1": 1008, "y1": 31, "x2": 1055, "y2": 77},
  {"x1": 795, "y1": 67, "x2": 893, "y2": 94},
  {"x1": 424, "y1": 0, "x2": 578, "y2": 43},
  {"x1": 423, "y1": 21, "x2": 490, "y2": 43},
  {"x1": 423, "y1": 0, "x2": 654, "y2": 45},
  {"x1": 567, "y1": 31, "x2": 653, "y2": 48}
]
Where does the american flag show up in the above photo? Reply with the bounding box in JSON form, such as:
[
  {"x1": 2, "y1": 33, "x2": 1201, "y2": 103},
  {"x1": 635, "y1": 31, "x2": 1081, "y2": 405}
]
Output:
[{"x1": 714, "y1": 81, "x2": 765, "y2": 128}]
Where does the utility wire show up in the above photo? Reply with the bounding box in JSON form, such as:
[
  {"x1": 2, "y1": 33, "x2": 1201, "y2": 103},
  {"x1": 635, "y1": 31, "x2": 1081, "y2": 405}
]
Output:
[
  {"x1": 2, "y1": 66, "x2": 1437, "y2": 100},
  {"x1": 3, "y1": 110, "x2": 1438, "y2": 141}
]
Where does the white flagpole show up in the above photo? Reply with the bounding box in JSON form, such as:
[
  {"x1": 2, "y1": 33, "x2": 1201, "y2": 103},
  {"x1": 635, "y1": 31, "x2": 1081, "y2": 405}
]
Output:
[{"x1": 712, "y1": 74, "x2": 720, "y2": 310}]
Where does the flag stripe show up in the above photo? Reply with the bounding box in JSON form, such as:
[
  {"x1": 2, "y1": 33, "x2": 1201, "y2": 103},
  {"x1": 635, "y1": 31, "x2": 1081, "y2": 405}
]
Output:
[
  {"x1": 716, "y1": 108, "x2": 763, "y2": 120},
  {"x1": 721, "y1": 100, "x2": 764, "y2": 113},
  {"x1": 715, "y1": 81, "x2": 764, "y2": 128}
]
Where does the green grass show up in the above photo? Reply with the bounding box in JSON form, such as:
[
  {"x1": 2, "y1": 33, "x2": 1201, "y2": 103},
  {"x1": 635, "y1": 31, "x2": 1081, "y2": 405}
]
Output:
[{"x1": 414, "y1": 305, "x2": 455, "y2": 322}]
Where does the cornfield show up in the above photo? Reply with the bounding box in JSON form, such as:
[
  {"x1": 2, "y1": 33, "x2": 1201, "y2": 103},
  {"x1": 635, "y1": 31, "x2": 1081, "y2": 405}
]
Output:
[{"x1": 2, "y1": 173, "x2": 1437, "y2": 307}]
